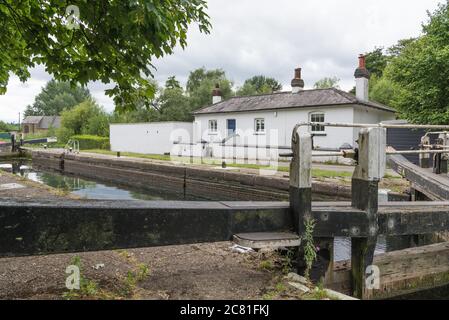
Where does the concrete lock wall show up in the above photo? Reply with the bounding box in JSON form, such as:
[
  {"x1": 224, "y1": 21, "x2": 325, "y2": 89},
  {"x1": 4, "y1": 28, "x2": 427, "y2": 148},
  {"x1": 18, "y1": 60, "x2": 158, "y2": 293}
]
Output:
[{"x1": 110, "y1": 122, "x2": 193, "y2": 155}]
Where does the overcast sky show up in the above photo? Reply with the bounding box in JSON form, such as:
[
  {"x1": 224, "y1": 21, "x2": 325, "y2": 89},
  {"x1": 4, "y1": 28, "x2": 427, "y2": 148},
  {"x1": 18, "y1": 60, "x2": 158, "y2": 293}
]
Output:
[{"x1": 0, "y1": 0, "x2": 443, "y2": 123}]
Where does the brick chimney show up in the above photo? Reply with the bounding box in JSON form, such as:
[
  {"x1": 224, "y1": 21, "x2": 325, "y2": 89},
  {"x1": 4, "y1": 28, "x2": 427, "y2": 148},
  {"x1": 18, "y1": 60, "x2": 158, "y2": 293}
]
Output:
[
  {"x1": 354, "y1": 54, "x2": 370, "y2": 102},
  {"x1": 212, "y1": 83, "x2": 222, "y2": 104},
  {"x1": 291, "y1": 68, "x2": 304, "y2": 93}
]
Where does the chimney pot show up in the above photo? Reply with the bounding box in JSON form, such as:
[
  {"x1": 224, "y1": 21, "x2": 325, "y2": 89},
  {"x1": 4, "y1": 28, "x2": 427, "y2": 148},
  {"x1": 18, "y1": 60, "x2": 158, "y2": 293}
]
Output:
[
  {"x1": 212, "y1": 83, "x2": 222, "y2": 104},
  {"x1": 294, "y1": 68, "x2": 302, "y2": 79},
  {"x1": 291, "y1": 67, "x2": 304, "y2": 93},
  {"x1": 358, "y1": 54, "x2": 366, "y2": 69},
  {"x1": 354, "y1": 54, "x2": 370, "y2": 101},
  {"x1": 354, "y1": 54, "x2": 370, "y2": 79}
]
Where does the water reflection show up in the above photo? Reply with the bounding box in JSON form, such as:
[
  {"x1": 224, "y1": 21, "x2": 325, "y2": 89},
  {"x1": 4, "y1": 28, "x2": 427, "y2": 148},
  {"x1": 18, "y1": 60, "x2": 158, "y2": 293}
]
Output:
[
  {"x1": 1, "y1": 159, "x2": 167, "y2": 201},
  {"x1": 334, "y1": 236, "x2": 387, "y2": 262}
]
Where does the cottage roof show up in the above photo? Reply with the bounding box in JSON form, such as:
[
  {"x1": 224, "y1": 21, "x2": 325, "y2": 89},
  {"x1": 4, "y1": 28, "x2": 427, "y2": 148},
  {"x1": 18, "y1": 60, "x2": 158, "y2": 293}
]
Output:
[
  {"x1": 193, "y1": 88, "x2": 395, "y2": 115},
  {"x1": 22, "y1": 116, "x2": 43, "y2": 124},
  {"x1": 22, "y1": 116, "x2": 61, "y2": 129}
]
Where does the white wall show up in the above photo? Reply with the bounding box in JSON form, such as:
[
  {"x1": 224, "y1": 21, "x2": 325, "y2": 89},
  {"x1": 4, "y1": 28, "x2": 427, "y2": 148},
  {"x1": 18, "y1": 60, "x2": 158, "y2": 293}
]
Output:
[
  {"x1": 191, "y1": 105, "x2": 395, "y2": 162},
  {"x1": 352, "y1": 106, "x2": 396, "y2": 146},
  {"x1": 109, "y1": 105, "x2": 395, "y2": 162},
  {"x1": 110, "y1": 122, "x2": 193, "y2": 155},
  {"x1": 194, "y1": 106, "x2": 355, "y2": 149}
]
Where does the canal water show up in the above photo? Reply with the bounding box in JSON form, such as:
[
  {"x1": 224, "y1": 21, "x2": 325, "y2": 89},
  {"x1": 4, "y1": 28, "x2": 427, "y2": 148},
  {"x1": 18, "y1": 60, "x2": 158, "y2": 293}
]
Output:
[
  {"x1": 0, "y1": 159, "x2": 186, "y2": 201},
  {"x1": 0, "y1": 158, "x2": 385, "y2": 261}
]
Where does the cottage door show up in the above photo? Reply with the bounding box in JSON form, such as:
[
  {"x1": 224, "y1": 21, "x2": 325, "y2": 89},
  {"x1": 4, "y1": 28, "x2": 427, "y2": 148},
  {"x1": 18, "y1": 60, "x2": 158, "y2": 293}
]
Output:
[{"x1": 227, "y1": 119, "x2": 236, "y2": 136}]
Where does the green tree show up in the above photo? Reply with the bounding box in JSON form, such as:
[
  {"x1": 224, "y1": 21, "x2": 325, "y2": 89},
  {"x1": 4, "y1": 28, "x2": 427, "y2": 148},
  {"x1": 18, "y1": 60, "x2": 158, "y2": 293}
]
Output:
[
  {"x1": 110, "y1": 80, "x2": 161, "y2": 123},
  {"x1": 384, "y1": 1, "x2": 449, "y2": 124},
  {"x1": 369, "y1": 75, "x2": 398, "y2": 106},
  {"x1": 364, "y1": 48, "x2": 389, "y2": 78},
  {"x1": 0, "y1": 121, "x2": 17, "y2": 132},
  {"x1": 24, "y1": 80, "x2": 91, "y2": 116},
  {"x1": 110, "y1": 102, "x2": 160, "y2": 124},
  {"x1": 236, "y1": 75, "x2": 282, "y2": 96},
  {"x1": 58, "y1": 99, "x2": 109, "y2": 143},
  {"x1": 0, "y1": 1, "x2": 211, "y2": 112},
  {"x1": 387, "y1": 38, "x2": 416, "y2": 57},
  {"x1": 165, "y1": 76, "x2": 182, "y2": 90},
  {"x1": 348, "y1": 40, "x2": 414, "y2": 99},
  {"x1": 186, "y1": 68, "x2": 234, "y2": 110},
  {"x1": 314, "y1": 76, "x2": 340, "y2": 89},
  {"x1": 157, "y1": 78, "x2": 192, "y2": 121}
]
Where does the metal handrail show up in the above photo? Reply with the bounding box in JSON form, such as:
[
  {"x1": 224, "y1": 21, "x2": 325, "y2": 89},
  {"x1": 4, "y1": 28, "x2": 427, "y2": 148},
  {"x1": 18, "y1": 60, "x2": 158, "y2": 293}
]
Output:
[
  {"x1": 64, "y1": 139, "x2": 79, "y2": 154},
  {"x1": 295, "y1": 121, "x2": 449, "y2": 130}
]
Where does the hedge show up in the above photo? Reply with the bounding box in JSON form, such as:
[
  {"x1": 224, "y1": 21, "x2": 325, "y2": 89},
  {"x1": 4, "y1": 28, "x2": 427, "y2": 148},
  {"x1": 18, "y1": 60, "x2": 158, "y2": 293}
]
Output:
[{"x1": 71, "y1": 135, "x2": 110, "y2": 150}]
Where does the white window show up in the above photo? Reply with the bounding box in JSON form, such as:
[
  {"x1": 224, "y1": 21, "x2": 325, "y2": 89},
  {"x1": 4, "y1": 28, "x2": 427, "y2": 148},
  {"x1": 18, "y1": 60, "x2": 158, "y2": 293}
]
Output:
[
  {"x1": 208, "y1": 120, "x2": 217, "y2": 132},
  {"x1": 310, "y1": 113, "x2": 325, "y2": 133},
  {"x1": 254, "y1": 118, "x2": 265, "y2": 133}
]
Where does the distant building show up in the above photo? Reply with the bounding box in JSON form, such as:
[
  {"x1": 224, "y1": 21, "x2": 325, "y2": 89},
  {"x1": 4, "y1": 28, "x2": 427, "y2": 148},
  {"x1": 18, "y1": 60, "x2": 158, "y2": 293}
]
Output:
[{"x1": 22, "y1": 116, "x2": 61, "y2": 137}]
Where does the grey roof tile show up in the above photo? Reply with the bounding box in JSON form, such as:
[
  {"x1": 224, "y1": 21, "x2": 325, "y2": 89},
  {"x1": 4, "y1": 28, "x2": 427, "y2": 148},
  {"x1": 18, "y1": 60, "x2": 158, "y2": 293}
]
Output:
[
  {"x1": 22, "y1": 116, "x2": 61, "y2": 128},
  {"x1": 193, "y1": 88, "x2": 395, "y2": 115}
]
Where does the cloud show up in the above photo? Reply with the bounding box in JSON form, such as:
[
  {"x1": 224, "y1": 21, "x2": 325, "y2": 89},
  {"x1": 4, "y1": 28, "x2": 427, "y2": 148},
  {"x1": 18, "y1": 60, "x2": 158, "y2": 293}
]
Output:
[{"x1": 0, "y1": 0, "x2": 443, "y2": 122}]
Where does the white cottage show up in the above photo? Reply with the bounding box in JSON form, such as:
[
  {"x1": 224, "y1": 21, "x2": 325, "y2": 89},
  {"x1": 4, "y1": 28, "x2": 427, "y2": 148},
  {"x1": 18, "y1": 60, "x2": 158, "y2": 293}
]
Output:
[{"x1": 185, "y1": 55, "x2": 396, "y2": 162}]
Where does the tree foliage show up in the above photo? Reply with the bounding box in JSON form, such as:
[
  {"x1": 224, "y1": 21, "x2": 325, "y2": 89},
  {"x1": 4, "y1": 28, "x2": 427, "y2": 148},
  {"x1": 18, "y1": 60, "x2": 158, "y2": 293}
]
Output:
[
  {"x1": 364, "y1": 48, "x2": 389, "y2": 78},
  {"x1": 384, "y1": 1, "x2": 449, "y2": 124},
  {"x1": 0, "y1": 120, "x2": 17, "y2": 132},
  {"x1": 186, "y1": 67, "x2": 233, "y2": 110},
  {"x1": 314, "y1": 76, "x2": 340, "y2": 89},
  {"x1": 0, "y1": 0, "x2": 211, "y2": 112},
  {"x1": 58, "y1": 99, "x2": 109, "y2": 143},
  {"x1": 24, "y1": 80, "x2": 91, "y2": 116},
  {"x1": 369, "y1": 75, "x2": 398, "y2": 106},
  {"x1": 236, "y1": 75, "x2": 282, "y2": 96},
  {"x1": 157, "y1": 84, "x2": 192, "y2": 122},
  {"x1": 113, "y1": 68, "x2": 235, "y2": 123}
]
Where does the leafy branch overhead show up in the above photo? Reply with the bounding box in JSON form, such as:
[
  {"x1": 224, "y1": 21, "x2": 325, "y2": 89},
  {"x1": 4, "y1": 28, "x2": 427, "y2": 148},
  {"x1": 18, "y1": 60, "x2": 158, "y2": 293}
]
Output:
[{"x1": 0, "y1": 0, "x2": 211, "y2": 112}]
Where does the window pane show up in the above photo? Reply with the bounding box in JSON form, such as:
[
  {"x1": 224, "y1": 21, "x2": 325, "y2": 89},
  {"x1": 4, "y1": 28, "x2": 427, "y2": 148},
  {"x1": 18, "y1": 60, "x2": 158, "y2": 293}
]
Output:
[
  {"x1": 209, "y1": 120, "x2": 217, "y2": 132},
  {"x1": 310, "y1": 113, "x2": 325, "y2": 132},
  {"x1": 255, "y1": 119, "x2": 265, "y2": 132}
]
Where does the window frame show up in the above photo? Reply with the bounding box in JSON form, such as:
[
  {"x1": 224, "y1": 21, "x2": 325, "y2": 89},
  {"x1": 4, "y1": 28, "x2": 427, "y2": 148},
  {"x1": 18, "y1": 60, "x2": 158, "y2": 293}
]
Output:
[
  {"x1": 309, "y1": 112, "x2": 325, "y2": 134},
  {"x1": 208, "y1": 119, "x2": 218, "y2": 133},
  {"x1": 254, "y1": 118, "x2": 265, "y2": 134}
]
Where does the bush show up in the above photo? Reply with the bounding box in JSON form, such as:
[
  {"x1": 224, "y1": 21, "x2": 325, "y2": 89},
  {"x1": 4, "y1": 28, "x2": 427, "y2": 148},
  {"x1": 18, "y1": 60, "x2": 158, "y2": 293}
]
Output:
[
  {"x1": 58, "y1": 100, "x2": 109, "y2": 144},
  {"x1": 71, "y1": 135, "x2": 110, "y2": 150}
]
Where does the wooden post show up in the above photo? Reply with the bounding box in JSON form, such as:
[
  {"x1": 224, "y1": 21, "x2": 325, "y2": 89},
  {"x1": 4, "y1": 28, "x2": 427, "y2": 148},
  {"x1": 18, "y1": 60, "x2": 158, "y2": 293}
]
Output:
[
  {"x1": 351, "y1": 127, "x2": 386, "y2": 299},
  {"x1": 441, "y1": 133, "x2": 448, "y2": 174},
  {"x1": 10, "y1": 134, "x2": 15, "y2": 152},
  {"x1": 289, "y1": 127, "x2": 332, "y2": 282},
  {"x1": 419, "y1": 136, "x2": 430, "y2": 168},
  {"x1": 289, "y1": 127, "x2": 312, "y2": 234}
]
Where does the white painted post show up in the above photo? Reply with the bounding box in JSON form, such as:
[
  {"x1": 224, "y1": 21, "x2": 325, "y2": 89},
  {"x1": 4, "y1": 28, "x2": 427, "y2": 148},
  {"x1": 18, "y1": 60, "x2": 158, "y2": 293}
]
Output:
[
  {"x1": 351, "y1": 127, "x2": 386, "y2": 299},
  {"x1": 419, "y1": 135, "x2": 431, "y2": 168},
  {"x1": 290, "y1": 128, "x2": 333, "y2": 283},
  {"x1": 289, "y1": 129, "x2": 312, "y2": 231}
]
